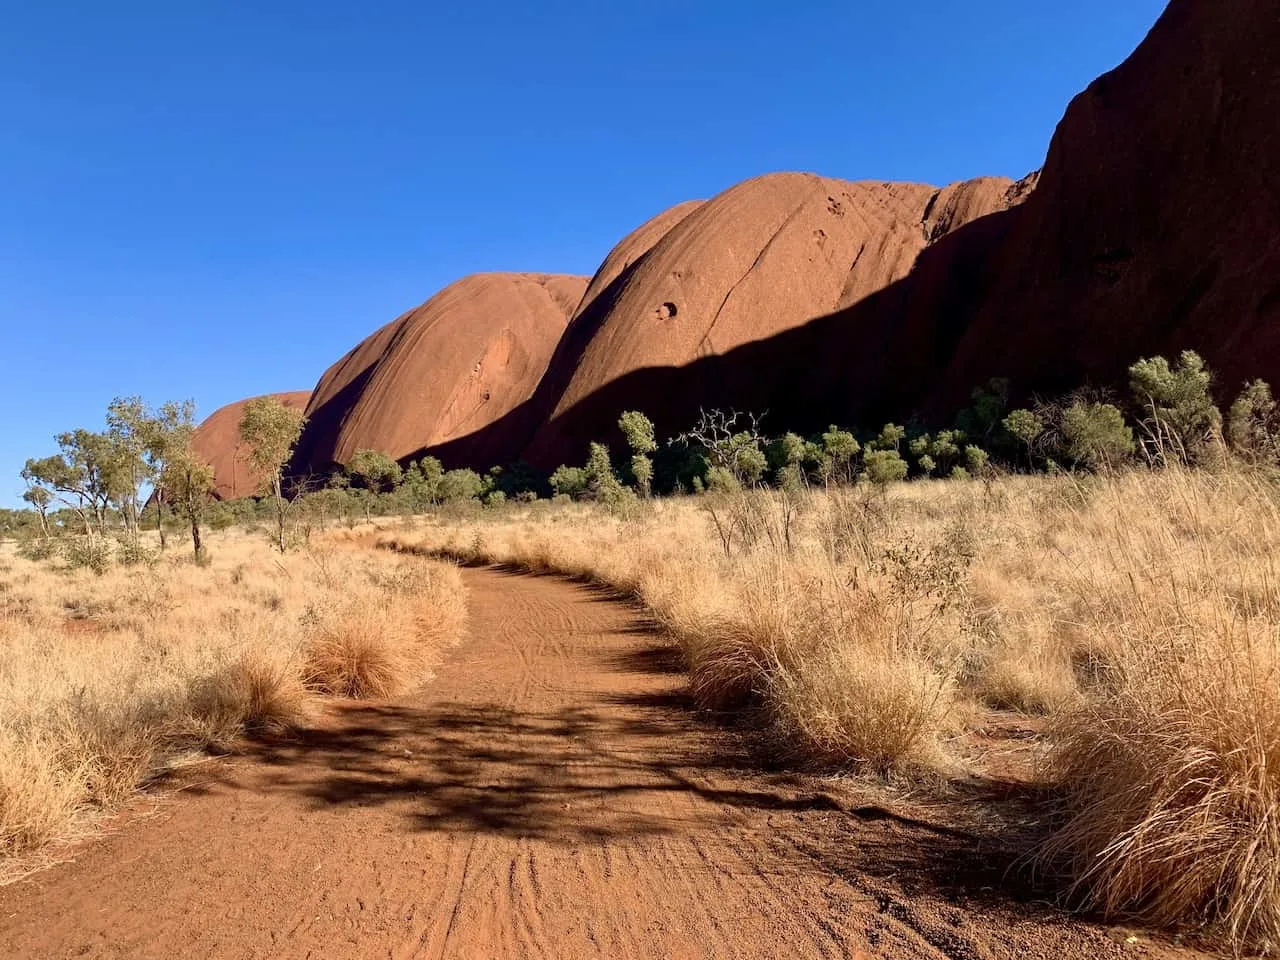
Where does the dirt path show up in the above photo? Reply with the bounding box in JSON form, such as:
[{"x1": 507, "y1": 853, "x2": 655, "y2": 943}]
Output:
[{"x1": 0, "y1": 567, "x2": 1206, "y2": 960}]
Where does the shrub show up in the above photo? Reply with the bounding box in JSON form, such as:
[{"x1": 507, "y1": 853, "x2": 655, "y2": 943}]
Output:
[
  {"x1": 17, "y1": 538, "x2": 57, "y2": 562},
  {"x1": 1061, "y1": 401, "x2": 1134, "y2": 469},
  {"x1": 1003, "y1": 408, "x2": 1044, "y2": 466},
  {"x1": 1129, "y1": 350, "x2": 1222, "y2": 463},
  {"x1": 115, "y1": 538, "x2": 157, "y2": 567},
  {"x1": 820, "y1": 425, "x2": 859, "y2": 480},
  {"x1": 617, "y1": 410, "x2": 657, "y2": 455},
  {"x1": 62, "y1": 537, "x2": 112, "y2": 575},
  {"x1": 549, "y1": 464, "x2": 588, "y2": 498},
  {"x1": 438, "y1": 468, "x2": 484, "y2": 503},
  {"x1": 1227, "y1": 379, "x2": 1280, "y2": 465},
  {"x1": 863, "y1": 450, "x2": 908, "y2": 485}
]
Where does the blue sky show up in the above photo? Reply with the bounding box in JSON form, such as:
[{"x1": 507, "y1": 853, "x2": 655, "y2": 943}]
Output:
[{"x1": 0, "y1": 0, "x2": 1168, "y2": 506}]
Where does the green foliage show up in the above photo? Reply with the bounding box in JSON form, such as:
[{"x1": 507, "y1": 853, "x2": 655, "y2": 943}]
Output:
[
  {"x1": 1061, "y1": 401, "x2": 1135, "y2": 469},
  {"x1": 585, "y1": 443, "x2": 626, "y2": 504},
  {"x1": 766, "y1": 432, "x2": 807, "y2": 472},
  {"x1": 346, "y1": 449, "x2": 402, "y2": 493},
  {"x1": 115, "y1": 537, "x2": 157, "y2": 567},
  {"x1": 704, "y1": 465, "x2": 741, "y2": 493},
  {"x1": 956, "y1": 378, "x2": 1010, "y2": 442},
  {"x1": 916, "y1": 454, "x2": 936, "y2": 477},
  {"x1": 400, "y1": 456, "x2": 444, "y2": 507},
  {"x1": 238, "y1": 397, "x2": 306, "y2": 491},
  {"x1": 871, "y1": 423, "x2": 906, "y2": 452},
  {"x1": 733, "y1": 437, "x2": 768, "y2": 486},
  {"x1": 631, "y1": 454, "x2": 654, "y2": 498},
  {"x1": 62, "y1": 536, "x2": 112, "y2": 575},
  {"x1": 1227, "y1": 379, "x2": 1280, "y2": 465},
  {"x1": 1128, "y1": 350, "x2": 1221, "y2": 463},
  {"x1": 964, "y1": 445, "x2": 990, "y2": 476},
  {"x1": 863, "y1": 449, "x2": 908, "y2": 485},
  {"x1": 484, "y1": 489, "x2": 507, "y2": 507},
  {"x1": 438, "y1": 468, "x2": 484, "y2": 503},
  {"x1": 674, "y1": 410, "x2": 766, "y2": 486},
  {"x1": 239, "y1": 396, "x2": 306, "y2": 552},
  {"x1": 549, "y1": 465, "x2": 588, "y2": 499},
  {"x1": 820, "y1": 425, "x2": 859, "y2": 481},
  {"x1": 617, "y1": 411, "x2": 657, "y2": 455},
  {"x1": 17, "y1": 537, "x2": 57, "y2": 561},
  {"x1": 1002, "y1": 408, "x2": 1044, "y2": 464}
]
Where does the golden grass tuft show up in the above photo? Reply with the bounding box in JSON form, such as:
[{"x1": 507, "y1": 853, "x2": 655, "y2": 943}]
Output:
[
  {"x1": 0, "y1": 527, "x2": 467, "y2": 865},
  {"x1": 303, "y1": 601, "x2": 416, "y2": 699}
]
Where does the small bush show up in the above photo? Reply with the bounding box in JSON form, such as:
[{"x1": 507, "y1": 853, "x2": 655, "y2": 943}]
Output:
[
  {"x1": 115, "y1": 538, "x2": 157, "y2": 567},
  {"x1": 17, "y1": 538, "x2": 57, "y2": 562},
  {"x1": 1061, "y1": 401, "x2": 1134, "y2": 469},
  {"x1": 61, "y1": 537, "x2": 112, "y2": 575},
  {"x1": 863, "y1": 449, "x2": 908, "y2": 485}
]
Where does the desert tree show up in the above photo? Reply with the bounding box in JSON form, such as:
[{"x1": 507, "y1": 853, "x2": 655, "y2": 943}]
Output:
[
  {"x1": 820, "y1": 425, "x2": 860, "y2": 483},
  {"x1": 238, "y1": 396, "x2": 307, "y2": 552},
  {"x1": 142, "y1": 399, "x2": 199, "y2": 550},
  {"x1": 438, "y1": 468, "x2": 484, "y2": 503},
  {"x1": 862, "y1": 449, "x2": 908, "y2": 485},
  {"x1": 675, "y1": 409, "x2": 768, "y2": 487},
  {"x1": 402, "y1": 456, "x2": 444, "y2": 508},
  {"x1": 22, "y1": 429, "x2": 119, "y2": 537},
  {"x1": 159, "y1": 434, "x2": 216, "y2": 561},
  {"x1": 584, "y1": 442, "x2": 627, "y2": 504},
  {"x1": 1002, "y1": 408, "x2": 1044, "y2": 469},
  {"x1": 618, "y1": 411, "x2": 657, "y2": 497},
  {"x1": 21, "y1": 483, "x2": 52, "y2": 538},
  {"x1": 104, "y1": 396, "x2": 155, "y2": 542},
  {"x1": 347, "y1": 449, "x2": 403, "y2": 494}
]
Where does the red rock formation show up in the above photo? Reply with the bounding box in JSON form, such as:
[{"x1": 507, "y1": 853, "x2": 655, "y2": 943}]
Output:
[
  {"x1": 930, "y1": 0, "x2": 1280, "y2": 414},
  {"x1": 192, "y1": 391, "x2": 311, "y2": 500},
  {"x1": 523, "y1": 173, "x2": 1030, "y2": 466},
  {"x1": 523, "y1": 0, "x2": 1279, "y2": 462},
  {"x1": 290, "y1": 273, "x2": 587, "y2": 475}
]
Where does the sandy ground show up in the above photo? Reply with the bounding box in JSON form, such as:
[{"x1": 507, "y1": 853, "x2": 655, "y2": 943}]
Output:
[{"x1": 0, "y1": 567, "x2": 1210, "y2": 959}]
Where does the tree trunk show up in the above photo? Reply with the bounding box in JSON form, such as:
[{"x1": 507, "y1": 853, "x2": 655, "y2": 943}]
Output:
[
  {"x1": 156, "y1": 499, "x2": 167, "y2": 550},
  {"x1": 190, "y1": 511, "x2": 203, "y2": 561},
  {"x1": 273, "y1": 475, "x2": 286, "y2": 553}
]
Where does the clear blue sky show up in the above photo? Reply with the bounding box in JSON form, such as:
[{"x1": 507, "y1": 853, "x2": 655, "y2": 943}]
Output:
[{"x1": 1, "y1": 0, "x2": 1168, "y2": 506}]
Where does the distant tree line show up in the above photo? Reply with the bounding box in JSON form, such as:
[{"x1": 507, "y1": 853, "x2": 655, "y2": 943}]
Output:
[{"x1": 12, "y1": 351, "x2": 1280, "y2": 570}]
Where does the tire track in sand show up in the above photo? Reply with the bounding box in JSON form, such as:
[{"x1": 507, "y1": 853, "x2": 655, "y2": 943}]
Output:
[{"x1": 0, "y1": 567, "x2": 1207, "y2": 960}]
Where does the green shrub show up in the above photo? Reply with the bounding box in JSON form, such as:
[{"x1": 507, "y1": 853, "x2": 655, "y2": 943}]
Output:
[
  {"x1": 1129, "y1": 351, "x2": 1221, "y2": 463},
  {"x1": 549, "y1": 465, "x2": 588, "y2": 498},
  {"x1": 1061, "y1": 402, "x2": 1135, "y2": 469},
  {"x1": 115, "y1": 538, "x2": 157, "y2": 567},
  {"x1": 17, "y1": 538, "x2": 58, "y2": 562},
  {"x1": 1227, "y1": 379, "x2": 1280, "y2": 465},
  {"x1": 62, "y1": 537, "x2": 112, "y2": 575},
  {"x1": 863, "y1": 450, "x2": 908, "y2": 485}
]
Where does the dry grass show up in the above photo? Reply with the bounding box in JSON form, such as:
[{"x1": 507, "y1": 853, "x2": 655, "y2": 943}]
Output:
[
  {"x1": 384, "y1": 465, "x2": 1280, "y2": 952},
  {"x1": 0, "y1": 526, "x2": 466, "y2": 869}
]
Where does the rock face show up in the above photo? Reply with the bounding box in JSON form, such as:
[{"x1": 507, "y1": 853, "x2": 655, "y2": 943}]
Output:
[
  {"x1": 290, "y1": 273, "x2": 588, "y2": 475},
  {"x1": 928, "y1": 0, "x2": 1280, "y2": 415},
  {"x1": 192, "y1": 391, "x2": 311, "y2": 500},
  {"x1": 523, "y1": 172, "x2": 1030, "y2": 467},
  {"x1": 519, "y1": 0, "x2": 1280, "y2": 465}
]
